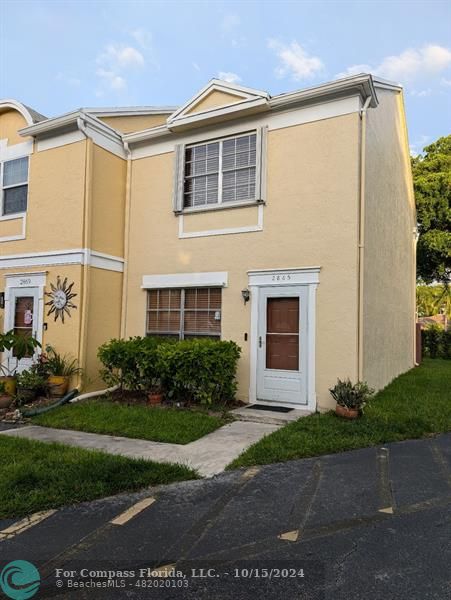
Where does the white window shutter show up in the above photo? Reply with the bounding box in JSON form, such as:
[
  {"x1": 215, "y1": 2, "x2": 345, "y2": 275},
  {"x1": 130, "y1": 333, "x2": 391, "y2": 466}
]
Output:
[
  {"x1": 255, "y1": 125, "x2": 268, "y2": 202},
  {"x1": 173, "y1": 143, "x2": 185, "y2": 213}
]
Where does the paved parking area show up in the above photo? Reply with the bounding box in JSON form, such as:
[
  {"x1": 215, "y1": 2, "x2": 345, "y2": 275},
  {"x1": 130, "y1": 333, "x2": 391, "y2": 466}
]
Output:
[{"x1": 1, "y1": 433, "x2": 450, "y2": 599}]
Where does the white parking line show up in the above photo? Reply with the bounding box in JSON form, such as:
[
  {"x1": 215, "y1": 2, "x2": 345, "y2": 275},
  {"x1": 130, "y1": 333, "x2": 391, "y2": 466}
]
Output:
[
  {"x1": 0, "y1": 509, "x2": 57, "y2": 541},
  {"x1": 111, "y1": 497, "x2": 156, "y2": 526}
]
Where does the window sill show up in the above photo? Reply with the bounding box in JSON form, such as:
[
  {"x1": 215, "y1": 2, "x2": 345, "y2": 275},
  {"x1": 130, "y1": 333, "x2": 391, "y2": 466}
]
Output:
[
  {"x1": 176, "y1": 199, "x2": 264, "y2": 216},
  {"x1": 0, "y1": 212, "x2": 26, "y2": 221}
]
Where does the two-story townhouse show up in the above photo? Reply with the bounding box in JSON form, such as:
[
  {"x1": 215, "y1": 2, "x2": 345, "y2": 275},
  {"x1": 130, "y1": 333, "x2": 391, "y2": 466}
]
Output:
[{"x1": 0, "y1": 74, "x2": 416, "y2": 411}]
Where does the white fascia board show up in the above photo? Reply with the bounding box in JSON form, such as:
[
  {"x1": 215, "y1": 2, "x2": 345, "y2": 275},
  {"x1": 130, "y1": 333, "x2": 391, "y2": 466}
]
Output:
[
  {"x1": 142, "y1": 271, "x2": 228, "y2": 289},
  {"x1": 84, "y1": 106, "x2": 177, "y2": 117},
  {"x1": 271, "y1": 73, "x2": 378, "y2": 110},
  {"x1": 0, "y1": 248, "x2": 124, "y2": 272},
  {"x1": 168, "y1": 79, "x2": 270, "y2": 123},
  {"x1": 168, "y1": 97, "x2": 269, "y2": 132}
]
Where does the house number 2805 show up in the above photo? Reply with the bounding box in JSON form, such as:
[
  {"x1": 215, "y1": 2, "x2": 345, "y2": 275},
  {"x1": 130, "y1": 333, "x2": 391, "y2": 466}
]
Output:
[{"x1": 272, "y1": 274, "x2": 292, "y2": 281}]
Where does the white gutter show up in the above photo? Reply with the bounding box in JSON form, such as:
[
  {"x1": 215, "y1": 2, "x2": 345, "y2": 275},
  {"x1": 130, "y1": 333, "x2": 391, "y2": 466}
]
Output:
[
  {"x1": 120, "y1": 141, "x2": 132, "y2": 338},
  {"x1": 357, "y1": 96, "x2": 372, "y2": 381},
  {"x1": 76, "y1": 116, "x2": 93, "y2": 393}
]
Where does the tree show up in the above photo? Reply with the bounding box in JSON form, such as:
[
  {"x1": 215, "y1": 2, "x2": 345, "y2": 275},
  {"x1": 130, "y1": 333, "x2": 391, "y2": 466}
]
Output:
[{"x1": 411, "y1": 135, "x2": 451, "y2": 285}]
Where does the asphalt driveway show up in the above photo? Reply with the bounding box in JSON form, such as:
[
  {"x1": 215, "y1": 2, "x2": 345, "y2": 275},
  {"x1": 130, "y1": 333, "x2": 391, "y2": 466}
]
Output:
[{"x1": 1, "y1": 433, "x2": 450, "y2": 599}]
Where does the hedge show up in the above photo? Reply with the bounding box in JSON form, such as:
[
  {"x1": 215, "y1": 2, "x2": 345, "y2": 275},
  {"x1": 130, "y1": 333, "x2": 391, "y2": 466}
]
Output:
[
  {"x1": 97, "y1": 337, "x2": 241, "y2": 405},
  {"x1": 421, "y1": 324, "x2": 451, "y2": 359}
]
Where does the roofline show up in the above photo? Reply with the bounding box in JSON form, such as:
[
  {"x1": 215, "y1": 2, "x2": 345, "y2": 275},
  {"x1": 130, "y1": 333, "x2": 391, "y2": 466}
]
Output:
[
  {"x1": 371, "y1": 76, "x2": 403, "y2": 91},
  {"x1": 19, "y1": 110, "x2": 123, "y2": 142},
  {"x1": 16, "y1": 74, "x2": 381, "y2": 145},
  {"x1": 0, "y1": 99, "x2": 39, "y2": 126},
  {"x1": 270, "y1": 73, "x2": 379, "y2": 110},
  {"x1": 85, "y1": 106, "x2": 177, "y2": 117},
  {"x1": 124, "y1": 73, "x2": 379, "y2": 144}
]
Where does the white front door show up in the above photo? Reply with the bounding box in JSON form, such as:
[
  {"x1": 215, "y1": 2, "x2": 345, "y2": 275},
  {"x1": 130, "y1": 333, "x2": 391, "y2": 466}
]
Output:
[
  {"x1": 4, "y1": 287, "x2": 40, "y2": 374},
  {"x1": 256, "y1": 285, "x2": 308, "y2": 405}
]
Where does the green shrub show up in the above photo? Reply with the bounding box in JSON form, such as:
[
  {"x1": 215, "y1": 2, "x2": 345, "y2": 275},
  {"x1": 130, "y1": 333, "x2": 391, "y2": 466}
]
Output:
[
  {"x1": 329, "y1": 378, "x2": 374, "y2": 412},
  {"x1": 98, "y1": 337, "x2": 241, "y2": 404},
  {"x1": 421, "y1": 324, "x2": 450, "y2": 359},
  {"x1": 159, "y1": 339, "x2": 241, "y2": 405}
]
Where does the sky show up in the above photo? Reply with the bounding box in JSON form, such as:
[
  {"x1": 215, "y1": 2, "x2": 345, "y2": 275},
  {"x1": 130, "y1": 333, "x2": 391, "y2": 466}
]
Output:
[{"x1": 1, "y1": 0, "x2": 450, "y2": 155}]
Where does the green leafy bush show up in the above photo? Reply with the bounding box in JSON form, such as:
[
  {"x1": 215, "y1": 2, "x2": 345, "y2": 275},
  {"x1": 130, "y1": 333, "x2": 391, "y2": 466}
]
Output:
[
  {"x1": 98, "y1": 337, "x2": 241, "y2": 404},
  {"x1": 159, "y1": 339, "x2": 241, "y2": 405},
  {"x1": 421, "y1": 324, "x2": 451, "y2": 359}
]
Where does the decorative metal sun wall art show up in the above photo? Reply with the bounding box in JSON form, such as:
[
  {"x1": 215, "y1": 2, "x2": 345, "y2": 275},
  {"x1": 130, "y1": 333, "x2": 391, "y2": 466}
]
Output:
[{"x1": 45, "y1": 276, "x2": 77, "y2": 323}]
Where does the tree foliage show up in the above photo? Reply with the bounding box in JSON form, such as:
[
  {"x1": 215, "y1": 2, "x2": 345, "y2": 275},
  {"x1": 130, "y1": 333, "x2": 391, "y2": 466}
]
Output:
[{"x1": 411, "y1": 135, "x2": 451, "y2": 284}]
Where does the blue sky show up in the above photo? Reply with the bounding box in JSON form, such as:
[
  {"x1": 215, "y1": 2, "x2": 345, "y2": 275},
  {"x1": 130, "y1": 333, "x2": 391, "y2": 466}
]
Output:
[{"x1": 1, "y1": 0, "x2": 450, "y2": 155}]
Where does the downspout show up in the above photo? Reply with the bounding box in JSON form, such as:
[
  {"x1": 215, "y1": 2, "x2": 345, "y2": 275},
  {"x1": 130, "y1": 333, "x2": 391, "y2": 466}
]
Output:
[
  {"x1": 120, "y1": 141, "x2": 132, "y2": 338},
  {"x1": 76, "y1": 115, "x2": 93, "y2": 391},
  {"x1": 357, "y1": 96, "x2": 372, "y2": 381}
]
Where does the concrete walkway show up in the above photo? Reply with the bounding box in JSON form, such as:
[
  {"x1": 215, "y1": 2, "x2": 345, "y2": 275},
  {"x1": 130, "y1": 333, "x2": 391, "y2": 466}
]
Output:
[{"x1": 0, "y1": 421, "x2": 279, "y2": 477}]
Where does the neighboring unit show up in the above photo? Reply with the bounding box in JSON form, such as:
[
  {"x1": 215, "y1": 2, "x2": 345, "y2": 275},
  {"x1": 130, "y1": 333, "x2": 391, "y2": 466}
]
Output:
[{"x1": 0, "y1": 74, "x2": 416, "y2": 410}]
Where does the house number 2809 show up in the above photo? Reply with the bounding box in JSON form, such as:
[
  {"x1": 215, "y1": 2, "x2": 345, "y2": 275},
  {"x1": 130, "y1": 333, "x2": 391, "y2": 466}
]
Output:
[{"x1": 272, "y1": 274, "x2": 292, "y2": 281}]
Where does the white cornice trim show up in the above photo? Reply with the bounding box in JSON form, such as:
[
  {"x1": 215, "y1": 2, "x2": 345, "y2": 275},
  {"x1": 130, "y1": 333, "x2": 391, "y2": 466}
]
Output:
[
  {"x1": 0, "y1": 99, "x2": 36, "y2": 126},
  {"x1": 85, "y1": 106, "x2": 177, "y2": 117},
  {"x1": 0, "y1": 248, "x2": 124, "y2": 272},
  {"x1": 248, "y1": 266, "x2": 321, "y2": 286},
  {"x1": 142, "y1": 271, "x2": 228, "y2": 289},
  {"x1": 168, "y1": 79, "x2": 270, "y2": 123},
  {"x1": 20, "y1": 111, "x2": 126, "y2": 158}
]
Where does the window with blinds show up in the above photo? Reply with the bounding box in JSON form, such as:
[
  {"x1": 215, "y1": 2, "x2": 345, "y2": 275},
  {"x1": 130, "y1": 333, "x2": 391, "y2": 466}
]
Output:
[
  {"x1": 1, "y1": 157, "x2": 29, "y2": 215},
  {"x1": 183, "y1": 133, "x2": 256, "y2": 208},
  {"x1": 146, "y1": 288, "x2": 221, "y2": 339}
]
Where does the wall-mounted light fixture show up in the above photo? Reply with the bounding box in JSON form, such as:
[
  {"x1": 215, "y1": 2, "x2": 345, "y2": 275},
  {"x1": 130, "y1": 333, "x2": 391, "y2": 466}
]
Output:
[
  {"x1": 0, "y1": 293, "x2": 4, "y2": 309},
  {"x1": 241, "y1": 288, "x2": 250, "y2": 304}
]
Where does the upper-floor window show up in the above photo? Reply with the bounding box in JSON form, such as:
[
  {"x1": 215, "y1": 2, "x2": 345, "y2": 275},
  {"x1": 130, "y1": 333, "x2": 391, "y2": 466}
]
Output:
[
  {"x1": 1, "y1": 157, "x2": 29, "y2": 215},
  {"x1": 183, "y1": 133, "x2": 256, "y2": 209},
  {"x1": 173, "y1": 127, "x2": 266, "y2": 213}
]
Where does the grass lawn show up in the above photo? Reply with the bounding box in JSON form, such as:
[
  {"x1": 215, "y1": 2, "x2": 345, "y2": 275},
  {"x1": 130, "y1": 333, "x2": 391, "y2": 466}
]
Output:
[
  {"x1": 31, "y1": 400, "x2": 228, "y2": 444},
  {"x1": 229, "y1": 359, "x2": 451, "y2": 469},
  {"x1": 0, "y1": 436, "x2": 198, "y2": 519}
]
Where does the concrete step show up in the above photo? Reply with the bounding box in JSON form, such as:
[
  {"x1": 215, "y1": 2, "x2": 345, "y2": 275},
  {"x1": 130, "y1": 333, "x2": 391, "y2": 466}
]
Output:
[{"x1": 231, "y1": 406, "x2": 312, "y2": 426}]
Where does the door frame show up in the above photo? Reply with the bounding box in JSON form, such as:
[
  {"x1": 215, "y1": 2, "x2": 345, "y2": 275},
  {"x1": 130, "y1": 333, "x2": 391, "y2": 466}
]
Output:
[
  {"x1": 2, "y1": 271, "x2": 46, "y2": 373},
  {"x1": 248, "y1": 267, "x2": 320, "y2": 412}
]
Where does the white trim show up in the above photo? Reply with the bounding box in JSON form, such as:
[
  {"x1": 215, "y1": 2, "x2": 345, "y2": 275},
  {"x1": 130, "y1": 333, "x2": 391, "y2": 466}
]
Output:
[
  {"x1": 0, "y1": 248, "x2": 124, "y2": 272},
  {"x1": 85, "y1": 106, "x2": 177, "y2": 117},
  {"x1": 130, "y1": 96, "x2": 360, "y2": 160},
  {"x1": 142, "y1": 271, "x2": 228, "y2": 289},
  {"x1": 248, "y1": 266, "x2": 320, "y2": 412},
  {"x1": 36, "y1": 130, "x2": 84, "y2": 152},
  {"x1": 0, "y1": 100, "x2": 38, "y2": 126},
  {"x1": 0, "y1": 212, "x2": 27, "y2": 242},
  {"x1": 178, "y1": 203, "x2": 264, "y2": 239},
  {"x1": 168, "y1": 79, "x2": 269, "y2": 123},
  {"x1": 0, "y1": 139, "x2": 33, "y2": 161}
]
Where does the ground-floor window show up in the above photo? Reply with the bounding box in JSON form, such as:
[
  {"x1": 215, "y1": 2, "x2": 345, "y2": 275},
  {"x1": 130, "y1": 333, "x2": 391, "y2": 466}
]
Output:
[{"x1": 146, "y1": 287, "x2": 221, "y2": 339}]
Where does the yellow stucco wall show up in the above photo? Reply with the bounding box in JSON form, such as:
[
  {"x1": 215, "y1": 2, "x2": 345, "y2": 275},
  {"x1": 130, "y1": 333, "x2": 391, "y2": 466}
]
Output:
[
  {"x1": 99, "y1": 114, "x2": 168, "y2": 133},
  {"x1": 186, "y1": 90, "x2": 245, "y2": 115},
  {"x1": 90, "y1": 145, "x2": 126, "y2": 257},
  {"x1": 125, "y1": 113, "x2": 361, "y2": 409},
  {"x1": 83, "y1": 267, "x2": 123, "y2": 389},
  {"x1": 0, "y1": 109, "x2": 29, "y2": 145},
  {"x1": 0, "y1": 140, "x2": 87, "y2": 252},
  {"x1": 362, "y1": 89, "x2": 416, "y2": 389}
]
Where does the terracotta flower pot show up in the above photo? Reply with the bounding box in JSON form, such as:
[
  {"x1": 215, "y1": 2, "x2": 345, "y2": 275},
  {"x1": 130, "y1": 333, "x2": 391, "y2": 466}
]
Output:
[
  {"x1": 48, "y1": 375, "x2": 69, "y2": 397},
  {"x1": 147, "y1": 392, "x2": 163, "y2": 406},
  {"x1": 0, "y1": 394, "x2": 13, "y2": 409},
  {"x1": 335, "y1": 404, "x2": 359, "y2": 419},
  {"x1": 0, "y1": 376, "x2": 16, "y2": 396}
]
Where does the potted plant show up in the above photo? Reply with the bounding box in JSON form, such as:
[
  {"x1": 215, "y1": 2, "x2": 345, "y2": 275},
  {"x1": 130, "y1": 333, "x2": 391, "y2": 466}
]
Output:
[
  {"x1": 0, "y1": 330, "x2": 41, "y2": 396},
  {"x1": 45, "y1": 345, "x2": 82, "y2": 397},
  {"x1": 0, "y1": 381, "x2": 13, "y2": 409},
  {"x1": 136, "y1": 341, "x2": 165, "y2": 406},
  {"x1": 330, "y1": 378, "x2": 374, "y2": 419},
  {"x1": 16, "y1": 370, "x2": 48, "y2": 405}
]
